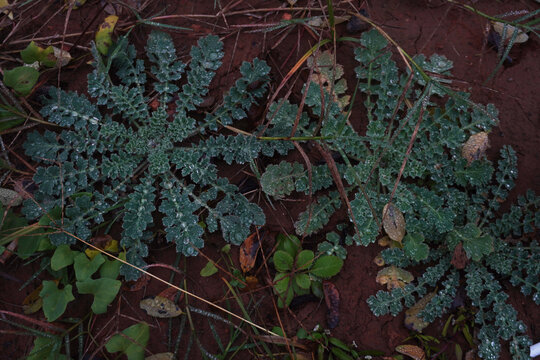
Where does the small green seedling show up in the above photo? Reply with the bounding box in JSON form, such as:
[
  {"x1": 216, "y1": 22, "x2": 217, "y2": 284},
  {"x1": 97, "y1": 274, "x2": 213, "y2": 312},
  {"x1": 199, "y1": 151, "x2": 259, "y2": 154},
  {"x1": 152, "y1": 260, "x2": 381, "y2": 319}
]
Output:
[{"x1": 272, "y1": 234, "x2": 343, "y2": 308}]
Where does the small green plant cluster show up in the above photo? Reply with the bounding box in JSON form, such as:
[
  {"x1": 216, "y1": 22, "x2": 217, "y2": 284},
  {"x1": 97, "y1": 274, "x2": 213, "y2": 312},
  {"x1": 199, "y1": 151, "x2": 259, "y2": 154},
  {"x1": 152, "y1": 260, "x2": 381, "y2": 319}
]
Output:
[
  {"x1": 260, "y1": 29, "x2": 539, "y2": 359},
  {"x1": 41, "y1": 244, "x2": 122, "y2": 321},
  {"x1": 272, "y1": 234, "x2": 343, "y2": 308},
  {"x1": 22, "y1": 30, "x2": 277, "y2": 280}
]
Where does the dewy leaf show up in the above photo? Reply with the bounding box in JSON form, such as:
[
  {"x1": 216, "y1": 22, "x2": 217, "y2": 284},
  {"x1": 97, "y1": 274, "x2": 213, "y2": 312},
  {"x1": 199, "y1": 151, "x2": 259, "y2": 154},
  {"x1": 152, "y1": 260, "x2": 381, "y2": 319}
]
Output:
[
  {"x1": 106, "y1": 322, "x2": 150, "y2": 360},
  {"x1": 310, "y1": 255, "x2": 343, "y2": 279},
  {"x1": 3, "y1": 66, "x2": 39, "y2": 96},
  {"x1": 446, "y1": 224, "x2": 493, "y2": 261},
  {"x1": 39, "y1": 281, "x2": 74, "y2": 322},
  {"x1": 96, "y1": 15, "x2": 119, "y2": 55},
  {"x1": 50, "y1": 244, "x2": 75, "y2": 271},
  {"x1": 403, "y1": 233, "x2": 429, "y2": 261},
  {"x1": 274, "y1": 250, "x2": 294, "y2": 272},
  {"x1": 382, "y1": 202, "x2": 406, "y2": 243},
  {"x1": 260, "y1": 161, "x2": 304, "y2": 198},
  {"x1": 139, "y1": 295, "x2": 182, "y2": 318},
  {"x1": 76, "y1": 278, "x2": 121, "y2": 314}
]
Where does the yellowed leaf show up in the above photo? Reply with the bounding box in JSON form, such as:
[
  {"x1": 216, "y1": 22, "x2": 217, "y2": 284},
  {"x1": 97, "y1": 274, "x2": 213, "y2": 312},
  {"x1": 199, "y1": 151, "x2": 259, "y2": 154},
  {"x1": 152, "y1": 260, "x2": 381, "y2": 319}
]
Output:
[
  {"x1": 373, "y1": 254, "x2": 385, "y2": 266},
  {"x1": 96, "y1": 15, "x2": 119, "y2": 55},
  {"x1": 376, "y1": 265, "x2": 413, "y2": 290},
  {"x1": 239, "y1": 232, "x2": 259, "y2": 273},
  {"x1": 462, "y1": 132, "x2": 489, "y2": 165},
  {"x1": 382, "y1": 203, "x2": 406, "y2": 243},
  {"x1": 140, "y1": 295, "x2": 182, "y2": 318},
  {"x1": 85, "y1": 236, "x2": 118, "y2": 259},
  {"x1": 396, "y1": 344, "x2": 426, "y2": 360},
  {"x1": 404, "y1": 291, "x2": 436, "y2": 332},
  {"x1": 22, "y1": 284, "x2": 43, "y2": 314},
  {"x1": 0, "y1": 0, "x2": 13, "y2": 20}
]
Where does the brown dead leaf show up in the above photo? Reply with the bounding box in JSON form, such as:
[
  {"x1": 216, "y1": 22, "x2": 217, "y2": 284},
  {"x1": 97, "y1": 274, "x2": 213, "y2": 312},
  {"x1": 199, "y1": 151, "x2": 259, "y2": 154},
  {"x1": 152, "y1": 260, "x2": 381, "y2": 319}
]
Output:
[
  {"x1": 396, "y1": 344, "x2": 426, "y2": 360},
  {"x1": 492, "y1": 22, "x2": 529, "y2": 43},
  {"x1": 146, "y1": 352, "x2": 174, "y2": 360},
  {"x1": 376, "y1": 266, "x2": 414, "y2": 290},
  {"x1": 451, "y1": 242, "x2": 469, "y2": 270},
  {"x1": 123, "y1": 273, "x2": 150, "y2": 291},
  {"x1": 157, "y1": 287, "x2": 181, "y2": 302},
  {"x1": 462, "y1": 132, "x2": 489, "y2": 165},
  {"x1": 22, "y1": 284, "x2": 43, "y2": 314},
  {"x1": 140, "y1": 295, "x2": 183, "y2": 318},
  {"x1": 243, "y1": 276, "x2": 259, "y2": 291},
  {"x1": 382, "y1": 203, "x2": 406, "y2": 243},
  {"x1": 239, "y1": 232, "x2": 259, "y2": 273},
  {"x1": 323, "y1": 281, "x2": 340, "y2": 329},
  {"x1": 404, "y1": 291, "x2": 436, "y2": 332}
]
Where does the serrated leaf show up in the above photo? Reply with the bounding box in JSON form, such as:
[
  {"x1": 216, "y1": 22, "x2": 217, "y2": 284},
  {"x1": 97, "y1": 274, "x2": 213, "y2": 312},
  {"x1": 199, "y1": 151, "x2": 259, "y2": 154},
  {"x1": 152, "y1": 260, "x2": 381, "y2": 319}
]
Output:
[
  {"x1": 447, "y1": 224, "x2": 493, "y2": 261},
  {"x1": 403, "y1": 233, "x2": 429, "y2": 261},
  {"x1": 261, "y1": 161, "x2": 304, "y2": 198},
  {"x1": 76, "y1": 278, "x2": 121, "y2": 314},
  {"x1": 39, "y1": 281, "x2": 74, "y2": 322},
  {"x1": 294, "y1": 273, "x2": 311, "y2": 289},
  {"x1": 106, "y1": 322, "x2": 149, "y2": 360},
  {"x1": 274, "y1": 250, "x2": 294, "y2": 272},
  {"x1": 310, "y1": 255, "x2": 343, "y2": 279},
  {"x1": 297, "y1": 249, "x2": 314, "y2": 270}
]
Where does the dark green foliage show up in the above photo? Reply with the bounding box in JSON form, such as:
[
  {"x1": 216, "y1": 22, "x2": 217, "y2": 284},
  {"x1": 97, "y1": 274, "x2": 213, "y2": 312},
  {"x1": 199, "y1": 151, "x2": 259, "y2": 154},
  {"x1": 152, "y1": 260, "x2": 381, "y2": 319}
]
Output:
[
  {"x1": 259, "y1": 29, "x2": 537, "y2": 359},
  {"x1": 24, "y1": 31, "x2": 273, "y2": 280}
]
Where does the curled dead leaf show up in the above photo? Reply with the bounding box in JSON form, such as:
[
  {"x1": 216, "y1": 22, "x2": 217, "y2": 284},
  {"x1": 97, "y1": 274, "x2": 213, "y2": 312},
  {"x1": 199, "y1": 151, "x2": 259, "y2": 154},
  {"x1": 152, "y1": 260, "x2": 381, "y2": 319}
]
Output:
[
  {"x1": 382, "y1": 203, "x2": 406, "y2": 243},
  {"x1": 323, "y1": 281, "x2": 340, "y2": 329},
  {"x1": 462, "y1": 132, "x2": 489, "y2": 165},
  {"x1": 140, "y1": 295, "x2": 182, "y2": 318},
  {"x1": 376, "y1": 266, "x2": 413, "y2": 290},
  {"x1": 239, "y1": 232, "x2": 259, "y2": 273},
  {"x1": 396, "y1": 344, "x2": 426, "y2": 360}
]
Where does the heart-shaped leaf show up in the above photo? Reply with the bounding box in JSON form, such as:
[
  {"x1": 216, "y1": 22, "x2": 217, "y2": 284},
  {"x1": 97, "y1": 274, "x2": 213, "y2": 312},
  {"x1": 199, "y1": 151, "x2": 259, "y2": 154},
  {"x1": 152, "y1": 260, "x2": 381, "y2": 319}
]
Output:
[
  {"x1": 76, "y1": 278, "x2": 121, "y2": 314},
  {"x1": 3, "y1": 66, "x2": 39, "y2": 96},
  {"x1": 51, "y1": 244, "x2": 75, "y2": 271},
  {"x1": 74, "y1": 252, "x2": 105, "y2": 281},
  {"x1": 39, "y1": 280, "x2": 74, "y2": 322}
]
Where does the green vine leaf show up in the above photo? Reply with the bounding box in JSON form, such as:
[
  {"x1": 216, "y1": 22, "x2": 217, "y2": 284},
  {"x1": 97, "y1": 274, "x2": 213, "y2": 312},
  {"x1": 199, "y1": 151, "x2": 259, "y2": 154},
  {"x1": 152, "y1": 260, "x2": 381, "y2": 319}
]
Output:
[
  {"x1": 76, "y1": 278, "x2": 122, "y2": 314},
  {"x1": 105, "y1": 322, "x2": 149, "y2": 360},
  {"x1": 39, "y1": 281, "x2": 74, "y2": 322}
]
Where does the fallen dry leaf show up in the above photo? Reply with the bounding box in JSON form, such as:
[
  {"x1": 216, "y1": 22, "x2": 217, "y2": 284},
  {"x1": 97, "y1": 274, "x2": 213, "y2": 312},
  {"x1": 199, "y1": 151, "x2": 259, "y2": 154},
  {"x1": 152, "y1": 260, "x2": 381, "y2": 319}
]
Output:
[
  {"x1": 382, "y1": 203, "x2": 406, "y2": 243},
  {"x1": 140, "y1": 295, "x2": 182, "y2": 318},
  {"x1": 492, "y1": 22, "x2": 529, "y2": 44},
  {"x1": 376, "y1": 265, "x2": 414, "y2": 290},
  {"x1": 396, "y1": 344, "x2": 426, "y2": 360},
  {"x1": 451, "y1": 242, "x2": 469, "y2": 270},
  {"x1": 239, "y1": 232, "x2": 259, "y2": 273},
  {"x1": 323, "y1": 281, "x2": 340, "y2": 329},
  {"x1": 462, "y1": 132, "x2": 489, "y2": 165}
]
